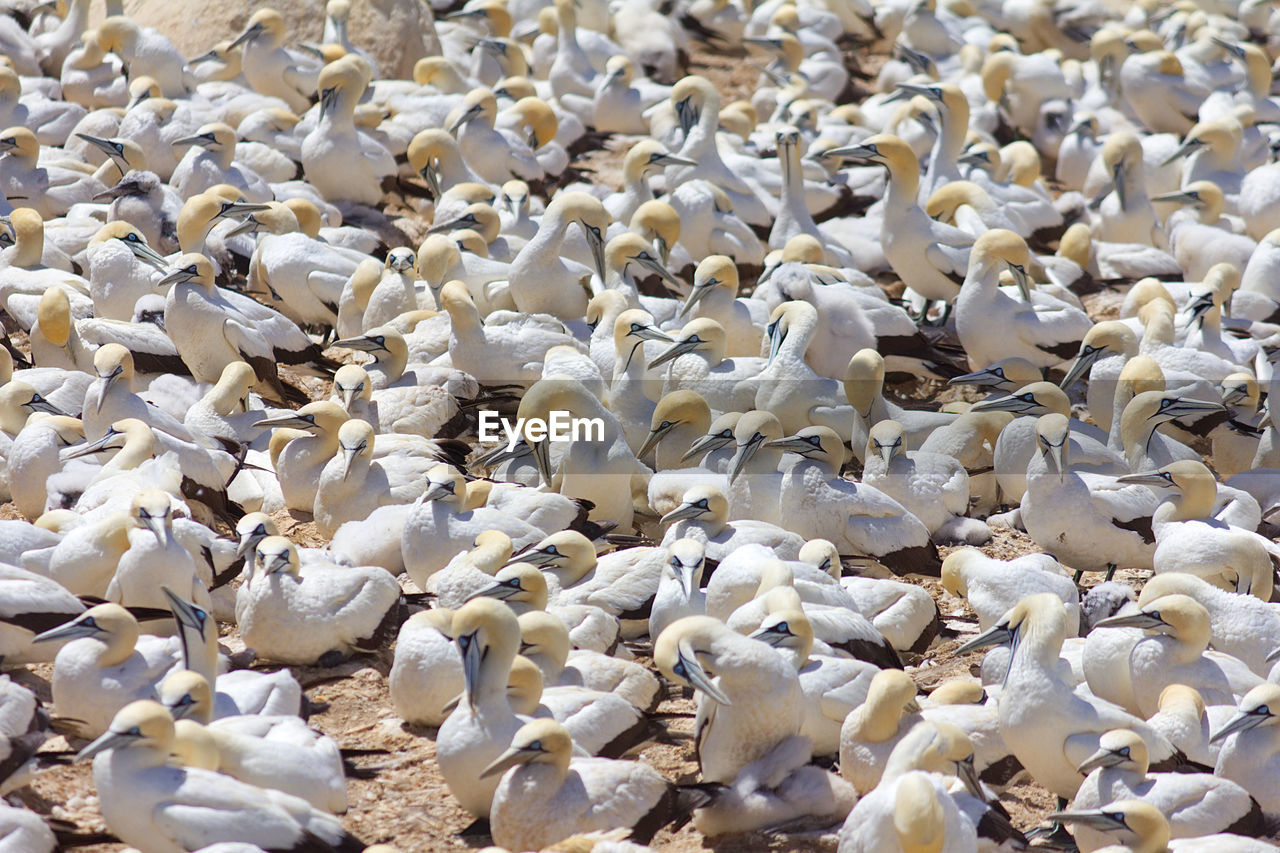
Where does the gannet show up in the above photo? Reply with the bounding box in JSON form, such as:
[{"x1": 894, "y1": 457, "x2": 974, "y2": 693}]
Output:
[
  {"x1": 517, "y1": 376, "x2": 641, "y2": 527},
  {"x1": 1154, "y1": 182, "x2": 1255, "y2": 282},
  {"x1": 770, "y1": 426, "x2": 940, "y2": 575},
  {"x1": 33, "y1": 604, "x2": 172, "y2": 738},
  {"x1": 390, "y1": 608, "x2": 461, "y2": 728},
  {"x1": 503, "y1": 654, "x2": 645, "y2": 758},
  {"x1": 656, "y1": 615, "x2": 802, "y2": 783},
  {"x1": 1118, "y1": 461, "x2": 1277, "y2": 594},
  {"x1": 956, "y1": 594, "x2": 1188, "y2": 800},
  {"x1": 96, "y1": 16, "x2": 189, "y2": 97},
  {"x1": 1212, "y1": 684, "x2": 1280, "y2": 812},
  {"x1": 749, "y1": 603, "x2": 881, "y2": 756},
  {"x1": 437, "y1": 282, "x2": 582, "y2": 388},
  {"x1": 660, "y1": 484, "x2": 805, "y2": 563},
  {"x1": 1052, "y1": 799, "x2": 1271, "y2": 853},
  {"x1": 519, "y1": 610, "x2": 660, "y2": 712},
  {"x1": 158, "y1": 670, "x2": 346, "y2": 814},
  {"x1": 649, "y1": 538, "x2": 708, "y2": 641},
  {"x1": 862, "y1": 420, "x2": 989, "y2": 545},
  {"x1": 0, "y1": 127, "x2": 103, "y2": 218},
  {"x1": 649, "y1": 318, "x2": 761, "y2": 415},
  {"x1": 229, "y1": 9, "x2": 320, "y2": 114},
  {"x1": 826, "y1": 133, "x2": 970, "y2": 311},
  {"x1": 301, "y1": 58, "x2": 393, "y2": 206},
  {"x1": 106, "y1": 489, "x2": 207, "y2": 631},
  {"x1": 482, "y1": 718, "x2": 678, "y2": 850},
  {"x1": 77, "y1": 700, "x2": 362, "y2": 851},
  {"x1": 838, "y1": 670, "x2": 925, "y2": 795},
  {"x1": 6, "y1": 412, "x2": 84, "y2": 520},
  {"x1": 1095, "y1": 593, "x2": 1263, "y2": 716},
  {"x1": 969, "y1": 380, "x2": 1125, "y2": 505},
  {"x1": 1021, "y1": 414, "x2": 1158, "y2": 581},
  {"x1": 160, "y1": 252, "x2": 323, "y2": 403},
  {"x1": 237, "y1": 536, "x2": 401, "y2": 666},
  {"x1": 241, "y1": 202, "x2": 363, "y2": 329},
  {"x1": 507, "y1": 192, "x2": 609, "y2": 319},
  {"x1": 401, "y1": 464, "x2": 542, "y2": 588},
  {"x1": 436, "y1": 598, "x2": 532, "y2": 817},
  {"x1": 663, "y1": 76, "x2": 771, "y2": 226},
  {"x1": 1072, "y1": 728, "x2": 1262, "y2": 849},
  {"x1": 941, "y1": 548, "x2": 1081, "y2": 635},
  {"x1": 956, "y1": 229, "x2": 1093, "y2": 370},
  {"x1": 812, "y1": 349, "x2": 957, "y2": 461}
]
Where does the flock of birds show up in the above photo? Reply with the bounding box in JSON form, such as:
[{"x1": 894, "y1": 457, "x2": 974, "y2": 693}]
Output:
[{"x1": 1, "y1": 0, "x2": 1280, "y2": 850}]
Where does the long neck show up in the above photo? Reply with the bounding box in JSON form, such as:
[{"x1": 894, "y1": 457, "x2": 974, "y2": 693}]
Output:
[{"x1": 882, "y1": 159, "x2": 920, "y2": 210}]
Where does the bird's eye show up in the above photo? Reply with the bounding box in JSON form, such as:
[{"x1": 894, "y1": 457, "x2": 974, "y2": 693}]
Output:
[
  {"x1": 83, "y1": 617, "x2": 98, "y2": 629},
  {"x1": 1149, "y1": 611, "x2": 1160, "y2": 621},
  {"x1": 126, "y1": 726, "x2": 142, "y2": 736},
  {"x1": 673, "y1": 661, "x2": 687, "y2": 677},
  {"x1": 125, "y1": 233, "x2": 140, "y2": 242},
  {"x1": 373, "y1": 336, "x2": 385, "y2": 345},
  {"x1": 184, "y1": 264, "x2": 198, "y2": 274},
  {"x1": 777, "y1": 621, "x2": 789, "y2": 632},
  {"x1": 1162, "y1": 472, "x2": 1174, "y2": 481},
  {"x1": 1258, "y1": 704, "x2": 1270, "y2": 715},
  {"x1": 458, "y1": 635, "x2": 472, "y2": 651},
  {"x1": 1020, "y1": 393, "x2": 1035, "y2": 401},
  {"x1": 993, "y1": 368, "x2": 1005, "y2": 377},
  {"x1": 660, "y1": 420, "x2": 674, "y2": 430},
  {"x1": 529, "y1": 740, "x2": 542, "y2": 750},
  {"x1": 545, "y1": 545, "x2": 559, "y2": 555},
  {"x1": 1118, "y1": 746, "x2": 1130, "y2": 756},
  {"x1": 506, "y1": 578, "x2": 522, "y2": 588},
  {"x1": 1160, "y1": 399, "x2": 1174, "y2": 409},
  {"x1": 695, "y1": 499, "x2": 709, "y2": 509}
]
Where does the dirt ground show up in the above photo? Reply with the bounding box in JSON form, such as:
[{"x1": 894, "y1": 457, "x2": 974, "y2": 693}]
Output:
[{"x1": 1, "y1": 25, "x2": 1250, "y2": 853}]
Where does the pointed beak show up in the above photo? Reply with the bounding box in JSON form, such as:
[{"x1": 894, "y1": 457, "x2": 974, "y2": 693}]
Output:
[
  {"x1": 26, "y1": 393, "x2": 66, "y2": 416},
  {"x1": 676, "y1": 96, "x2": 696, "y2": 136},
  {"x1": 420, "y1": 480, "x2": 455, "y2": 503},
  {"x1": 637, "y1": 424, "x2": 671, "y2": 459},
  {"x1": 968, "y1": 394, "x2": 1030, "y2": 414},
  {"x1": 141, "y1": 511, "x2": 167, "y2": 546},
  {"x1": 530, "y1": 438, "x2": 553, "y2": 487},
  {"x1": 1211, "y1": 708, "x2": 1272, "y2": 742},
  {"x1": 949, "y1": 367, "x2": 1009, "y2": 389},
  {"x1": 224, "y1": 216, "x2": 261, "y2": 238},
  {"x1": 956, "y1": 755, "x2": 984, "y2": 800},
  {"x1": 676, "y1": 561, "x2": 697, "y2": 600},
  {"x1": 1113, "y1": 160, "x2": 1127, "y2": 210},
  {"x1": 648, "y1": 337, "x2": 701, "y2": 370},
  {"x1": 252, "y1": 414, "x2": 317, "y2": 429},
  {"x1": 1076, "y1": 747, "x2": 1126, "y2": 775},
  {"x1": 468, "y1": 580, "x2": 519, "y2": 602},
  {"x1": 1046, "y1": 810, "x2": 1128, "y2": 831},
  {"x1": 95, "y1": 367, "x2": 123, "y2": 413},
  {"x1": 126, "y1": 240, "x2": 168, "y2": 268},
  {"x1": 631, "y1": 252, "x2": 683, "y2": 290},
  {"x1": 450, "y1": 103, "x2": 484, "y2": 133},
  {"x1": 628, "y1": 323, "x2": 673, "y2": 344},
  {"x1": 674, "y1": 646, "x2": 731, "y2": 705},
  {"x1": 584, "y1": 224, "x2": 607, "y2": 283},
  {"x1": 341, "y1": 444, "x2": 361, "y2": 479},
  {"x1": 228, "y1": 22, "x2": 261, "y2": 49},
  {"x1": 1092, "y1": 611, "x2": 1166, "y2": 630},
  {"x1": 61, "y1": 430, "x2": 122, "y2": 460},
  {"x1": 820, "y1": 144, "x2": 879, "y2": 165},
  {"x1": 1152, "y1": 397, "x2": 1226, "y2": 421},
  {"x1": 157, "y1": 267, "x2": 197, "y2": 286},
  {"x1": 330, "y1": 336, "x2": 384, "y2": 353},
  {"x1": 681, "y1": 430, "x2": 731, "y2": 463},
  {"x1": 1161, "y1": 138, "x2": 1202, "y2": 167},
  {"x1": 76, "y1": 729, "x2": 137, "y2": 762},
  {"x1": 954, "y1": 622, "x2": 1013, "y2": 655},
  {"x1": 458, "y1": 630, "x2": 484, "y2": 709},
  {"x1": 480, "y1": 744, "x2": 538, "y2": 778},
  {"x1": 1115, "y1": 472, "x2": 1172, "y2": 488},
  {"x1": 1059, "y1": 346, "x2": 1102, "y2": 391},
  {"x1": 1007, "y1": 262, "x2": 1032, "y2": 301},
  {"x1": 728, "y1": 433, "x2": 765, "y2": 483},
  {"x1": 161, "y1": 585, "x2": 205, "y2": 634},
  {"x1": 679, "y1": 281, "x2": 713, "y2": 318},
  {"x1": 32, "y1": 617, "x2": 97, "y2": 644},
  {"x1": 1151, "y1": 189, "x2": 1200, "y2": 205},
  {"x1": 235, "y1": 530, "x2": 264, "y2": 562},
  {"x1": 660, "y1": 501, "x2": 705, "y2": 525}
]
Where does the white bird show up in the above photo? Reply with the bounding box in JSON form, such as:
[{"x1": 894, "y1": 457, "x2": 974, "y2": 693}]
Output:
[
  {"x1": 655, "y1": 615, "x2": 802, "y2": 783},
  {"x1": 940, "y1": 548, "x2": 1081, "y2": 635},
  {"x1": 482, "y1": 718, "x2": 676, "y2": 851},
  {"x1": 76, "y1": 700, "x2": 361, "y2": 852},
  {"x1": 1072, "y1": 728, "x2": 1262, "y2": 850},
  {"x1": 32, "y1": 604, "x2": 174, "y2": 739},
  {"x1": 955, "y1": 594, "x2": 1190, "y2": 801},
  {"x1": 236, "y1": 536, "x2": 401, "y2": 666}
]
